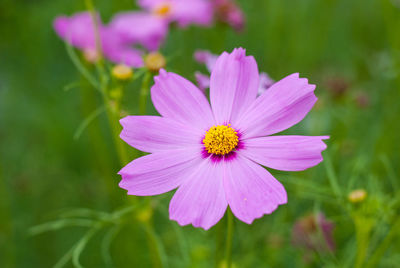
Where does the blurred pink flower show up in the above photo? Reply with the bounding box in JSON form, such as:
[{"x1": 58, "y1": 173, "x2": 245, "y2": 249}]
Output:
[
  {"x1": 118, "y1": 48, "x2": 329, "y2": 230},
  {"x1": 292, "y1": 213, "x2": 335, "y2": 253},
  {"x1": 194, "y1": 71, "x2": 211, "y2": 92},
  {"x1": 53, "y1": 12, "x2": 143, "y2": 67},
  {"x1": 194, "y1": 50, "x2": 218, "y2": 72},
  {"x1": 213, "y1": 0, "x2": 245, "y2": 31},
  {"x1": 258, "y1": 72, "x2": 275, "y2": 95},
  {"x1": 139, "y1": 0, "x2": 213, "y2": 27},
  {"x1": 109, "y1": 11, "x2": 169, "y2": 51},
  {"x1": 194, "y1": 50, "x2": 274, "y2": 94}
]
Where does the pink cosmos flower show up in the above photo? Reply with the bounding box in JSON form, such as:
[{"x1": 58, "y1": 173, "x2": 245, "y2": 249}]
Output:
[
  {"x1": 119, "y1": 48, "x2": 329, "y2": 230},
  {"x1": 212, "y1": 0, "x2": 245, "y2": 31},
  {"x1": 194, "y1": 50, "x2": 274, "y2": 94},
  {"x1": 109, "y1": 11, "x2": 169, "y2": 51},
  {"x1": 138, "y1": 0, "x2": 213, "y2": 27},
  {"x1": 53, "y1": 12, "x2": 143, "y2": 67}
]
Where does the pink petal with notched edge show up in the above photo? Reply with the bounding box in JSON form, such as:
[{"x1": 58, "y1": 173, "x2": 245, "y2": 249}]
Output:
[
  {"x1": 169, "y1": 158, "x2": 227, "y2": 230},
  {"x1": 118, "y1": 148, "x2": 203, "y2": 196},
  {"x1": 241, "y1": 136, "x2": 329, "y2": 171},
  {"x1": 223, "y1": 154, "x2": 287, "y2": 224},
  {"x1": 110, "y1": 12, "x2": 169, "y2": 51},
  {"x1": 120, "y1": 116, "x2": 202, "y2": 153},
  {"x1": 236, "y1": 73, "x2": 317, "y2": 139},
  {"x1": 210, "y1": 48, "x2": 259, "y2": 125},
  {"x1": 151, "y1": 69, "x2": 215, "y2": 130}
]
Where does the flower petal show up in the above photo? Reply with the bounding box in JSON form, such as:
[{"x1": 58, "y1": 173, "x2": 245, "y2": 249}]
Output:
[
  {"x1": 194, "y1": 72, "x2": 210, "y2": 92},
  {"x1": 241, "y1": 136, "x2": 329, "y2": 171},
  {"x1": 210, "y1": 48, "x2": 259, "y2": 125},
  {"x1": 120, "y1": 115, "x2": 202, "y2": 153},
  {"x1": 257, "y1": 72, "x2": 274, "y2": 96},
  {"x1": 223, "y1": 154, "x2": 287, "y2": 224},
  {"x1": 138, "y1": 0, "x2": 162, "y2": 9},
  {"x1": 169, "y1": 159, "x2": 227, "y2": 230},
  {"x1": 53, "y1": 12, "x2": 98, "y2": 49},
  {"x1": 172, "y1": 0, "x2": 213, "y2": 27},
  {"x1": 118, "y1": 149, "x2": 202, "y2": 196},
  {"x1": 151, "y1": 69, "x2": 215, "y2": 130},
  {"x1": 104, "y1": 43, "x2": 144, "y2": 67},
  {"x1": 236, "y1": 73, "x2": 317, "y2": 139},
  {"x1": 110, "y1": 12, "x2": 168, "y2": 51},
  {"x1": 194, "y1": 50, "x2": 218, "y2": 72}
]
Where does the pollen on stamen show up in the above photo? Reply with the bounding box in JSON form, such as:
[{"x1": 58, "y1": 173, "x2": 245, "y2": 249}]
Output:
[
  {"x1": 203, "y1": 124, "x2": 239, "y2": 155},
  {"x1": 153, "y1": 3, "x2": 171, "y2": 17}
]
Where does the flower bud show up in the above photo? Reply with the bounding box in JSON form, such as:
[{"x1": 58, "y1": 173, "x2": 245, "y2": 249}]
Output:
[
  {"x1": 109, "y1": 88, "x2": 123, "y2": 100},
  {"x1": 83, "y1": 48, "x2": 100, "y2": 63},
  {"x1": 144, "y1": 52, "x2": 166, "y2": 72},
  {"x1": 292, "y1": 213, "x2": 335, "y2": 253},
  {"x1": 348, "y1": 189, "x2": 367, "y2": 203},
  {"x1": 112, "y1": 64, "x2": 133, "y2": 80},
  {"x1": 136, "y1": 207, "x2": 153, "y2": 223}
]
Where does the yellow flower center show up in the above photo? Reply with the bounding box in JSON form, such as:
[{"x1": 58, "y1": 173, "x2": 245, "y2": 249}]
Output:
[
  {"x1": 203, "y1": 124, "x2": 239, "y2": 155},
  {"x1": 153, "y1": 3, "x2": 172, "y2": 17}
]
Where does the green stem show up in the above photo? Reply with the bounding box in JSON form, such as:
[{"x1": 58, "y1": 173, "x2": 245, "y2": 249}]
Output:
[
  {"x1": 215, "y1": 220, "x2": 225, "y2": 267},
  {"x1": 103, "y1": 97, "x2": 130, "y2": 166},
  {"x1": 366, "y1": 217, "x2": 400, "y2": 268},
  {"x1": 82, "y1": 5, "x2": 162, "y2": 268},
  {"x1": 83, "y1": 0, "x2": 129, "y2": 167},
  {"x1": 353, "y1": 215, "x2": 374, "y2": 268},
  {"x1": 143, "y1": 222, "x2": 166, "y2": 268},
  {"x1": 139, "y1": 72, "x2": 152, "y2": 115},
  {"x1": 84, "y1": 0, "x2": 103, "y2": 60},
  {"x1": 224, "y1": 209, "x2": 234, "y2": 268},
  {"x1": 138, "y1": 72, "x2": 164, "y2": 268}
]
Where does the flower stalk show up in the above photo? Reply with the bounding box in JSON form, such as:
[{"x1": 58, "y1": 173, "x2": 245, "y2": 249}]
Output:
[
  {"x1": 224, "y1": 209, "x2": 234, "y2": 268},
  {"x1": 140, "y1": 71, "x2": 152, "y2": 115}
]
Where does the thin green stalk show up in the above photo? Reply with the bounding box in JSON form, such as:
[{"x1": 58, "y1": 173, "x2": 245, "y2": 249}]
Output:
[
  {"x1": 137, "y1": 72, "x2": 165, "y2": 268},
  {"x1": 215, "y1": 220, "x2": 225, "y2": 267},
  {"x1": 366, "y1": 217, "x2": 400, "y2": 268},
  {"x1": 103, "y1": 98, "x2": 130, "y2": 166},
  {"x1": 143, "y1": 222, "x2": 167, "y2": 268},
  {"x1": 84, "y1": 0, "x2": 103, "y2": 61},
  {"x1": 324, "y1": 157, "x2": 342, "y2": 200},
  {"x1": 140, "y1": 72, "x2": 152, "y2": 115},
  {"x1": 224, "y1": 209, "x2": 234, "y2": 268},
  {"x1": 353, "y1": 215, "x2": 375, "y2": 268},
  {"x1": 82, "y1": 4, "x2": 162, "y2": 268},
  {"x1": 81, "y1": 0, "x2": 129, "y2": 166}
]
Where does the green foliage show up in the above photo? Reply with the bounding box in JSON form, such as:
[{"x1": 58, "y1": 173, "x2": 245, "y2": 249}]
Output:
[{"x1": 1, "y1": 0, "x2": 400, "y2": 267}]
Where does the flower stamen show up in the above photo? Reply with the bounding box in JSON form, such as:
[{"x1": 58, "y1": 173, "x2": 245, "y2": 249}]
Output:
[
  {"x1": 203, "y1": 124, "x2": 239, "y2": 155},
  {"x1": 153, "y1": 3, "x2": 172, "y2": 17}
]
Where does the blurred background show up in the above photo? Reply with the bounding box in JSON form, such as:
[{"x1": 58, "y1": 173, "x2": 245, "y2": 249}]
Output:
[{"x1": 1, "y1": 0, "x2": 399, "y2": 267}]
